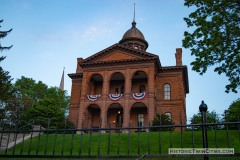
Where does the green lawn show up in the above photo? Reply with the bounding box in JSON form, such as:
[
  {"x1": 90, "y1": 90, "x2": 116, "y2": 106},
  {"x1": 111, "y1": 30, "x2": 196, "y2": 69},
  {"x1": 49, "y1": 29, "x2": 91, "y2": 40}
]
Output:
[{"x1": 0, "y1": 130, "x2": 239, "y2": 158}]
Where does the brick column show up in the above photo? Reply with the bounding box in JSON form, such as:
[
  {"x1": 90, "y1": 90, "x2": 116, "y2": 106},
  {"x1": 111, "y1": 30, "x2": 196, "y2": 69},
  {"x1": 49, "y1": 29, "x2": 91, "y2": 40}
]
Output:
[
  {"x1": 77, "y1": 73, "x2": 88, "y2": 130},
  {"x1": 148, "y1": 67, "x2": 155, "y2": 125},
  {"x1": 123, "y1": 69, "x2": 131, "y2": 131},
  {"x1": 101, "y1": 71, "x2": 109, "y2": 129}
]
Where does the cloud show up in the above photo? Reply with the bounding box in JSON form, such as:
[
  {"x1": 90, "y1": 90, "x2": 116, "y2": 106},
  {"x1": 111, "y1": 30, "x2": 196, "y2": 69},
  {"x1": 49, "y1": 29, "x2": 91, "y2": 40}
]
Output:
[
  {"x1": 38, "y1": 23, "x2": 115, "y2": 45},
  {"x1": 80, "y1": 26, "x2": 113, "y2": 42}
]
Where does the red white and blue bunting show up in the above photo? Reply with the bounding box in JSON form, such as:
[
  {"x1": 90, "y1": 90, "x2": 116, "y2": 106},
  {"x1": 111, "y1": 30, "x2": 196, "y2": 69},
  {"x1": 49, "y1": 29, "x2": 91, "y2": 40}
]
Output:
[
  {"x1": 87, "y1": 95, "x2": 101, "y2": 101},
  {"x1": 132, "y1": 92, "x2": 146, "y2": 100},
  {"x1": 109, "y1": 94, "x2": 123, "y2": 101}
]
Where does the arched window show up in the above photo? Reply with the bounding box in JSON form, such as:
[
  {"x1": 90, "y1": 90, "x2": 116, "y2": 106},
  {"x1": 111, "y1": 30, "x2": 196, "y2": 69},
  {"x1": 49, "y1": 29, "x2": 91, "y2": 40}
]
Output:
[
  {"x1": 164, "y1": 84, "x2": 170, "y2": 100},
  {"x1": 115, "y1": 87, "x2": 119, "y2": 94},
  {"x1": 139, "y1": 84, "x2": 145, "y2": 93},
  {"x1": 121, "y1": 86, "x2": 124, "y2": 94},
  {"x1": 165, "y1": 112, "x2": 172, "y2": 120}
]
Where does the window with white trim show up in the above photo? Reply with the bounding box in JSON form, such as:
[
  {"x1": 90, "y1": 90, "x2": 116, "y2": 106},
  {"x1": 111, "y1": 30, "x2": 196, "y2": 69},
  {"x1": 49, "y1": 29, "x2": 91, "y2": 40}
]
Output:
[
  {"x1": 165, "y1": 112, "x2": 172, "y2": 120},
  {"x1": 164, "y1": 84, "x2": 170, "y2": 100}
]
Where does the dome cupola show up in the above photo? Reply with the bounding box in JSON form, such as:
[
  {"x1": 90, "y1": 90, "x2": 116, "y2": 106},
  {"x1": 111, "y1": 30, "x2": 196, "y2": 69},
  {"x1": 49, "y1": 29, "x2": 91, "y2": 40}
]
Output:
[{"x1": 119, "y1": 4, "x2": 148, "y2": 51}]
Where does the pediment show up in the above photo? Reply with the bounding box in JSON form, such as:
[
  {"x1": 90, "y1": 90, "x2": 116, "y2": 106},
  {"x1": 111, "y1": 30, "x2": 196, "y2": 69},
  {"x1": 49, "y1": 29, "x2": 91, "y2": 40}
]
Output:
[
  {"x1": 100, "y1": 51, "x2": 136, "y2": 61},
  {"x1": 82, "y1": 44, "x2": 158, "y2": 64}
]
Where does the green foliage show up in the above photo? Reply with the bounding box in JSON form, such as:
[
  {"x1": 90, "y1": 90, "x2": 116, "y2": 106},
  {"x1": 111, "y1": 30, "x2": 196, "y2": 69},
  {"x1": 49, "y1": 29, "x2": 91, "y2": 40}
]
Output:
[
  {"x1": 182, "y1": 0, "x2": 240, "y2": 93},
  {"x1": 3, "y1": 76, "x2": 70, "y2": 129},
  {"x1": 0, "y1": 20, "x2": 14, "y2": 124},
  {"x1": 190, "y1": 110, "x2": 222, "y2": 130},
  {"x1": 224, "y1": 98, "x2": 240, "y2": 129},
  {"x1": 21, "y1": 98, "x2": 65, "y2": 129},
  {"x1": 151, "y1": 113, "x2": 175, "y2": 131},
  {"x1": 0, "y1": 19, "x2": 13, "y2": 51}
]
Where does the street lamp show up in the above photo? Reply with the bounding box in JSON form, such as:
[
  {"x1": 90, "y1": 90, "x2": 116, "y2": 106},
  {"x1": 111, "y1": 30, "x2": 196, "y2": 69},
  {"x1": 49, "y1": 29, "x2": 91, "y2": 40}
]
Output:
[{"x1": 199, "y1": 100, "x2": 208, "y2": 160}]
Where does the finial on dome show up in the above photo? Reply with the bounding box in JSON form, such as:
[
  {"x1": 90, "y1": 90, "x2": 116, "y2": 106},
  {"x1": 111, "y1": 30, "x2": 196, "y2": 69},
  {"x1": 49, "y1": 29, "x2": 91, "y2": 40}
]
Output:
[
  {"x1": 132, "y1": 3, "x2": 136, "y2": 28},
  {"x1": 133, "y1": 3, "x2": 135, "y2": 22}
]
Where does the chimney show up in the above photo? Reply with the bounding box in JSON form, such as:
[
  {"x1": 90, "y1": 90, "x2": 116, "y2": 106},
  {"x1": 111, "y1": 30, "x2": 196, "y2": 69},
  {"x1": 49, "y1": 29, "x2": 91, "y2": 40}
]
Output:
[
  {"x1": 175, "y1": 48, "x2": 182, "y2": 66},
  {"x1": 76, "y1": 58, "x2": 83, "y2": 73}
]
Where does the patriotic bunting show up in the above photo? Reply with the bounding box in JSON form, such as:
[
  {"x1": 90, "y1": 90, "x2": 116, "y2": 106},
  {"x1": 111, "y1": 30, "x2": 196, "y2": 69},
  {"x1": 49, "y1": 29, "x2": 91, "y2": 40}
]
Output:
[
  {"x1": 109, "y1": 94, "x2": 123, "y2": 101},
  {"x1": 87, "y1": 95, "x2": 101, "y2": 101},
  {"x1": 132, "y1": 92, "x2": 146, "y2": 100}
]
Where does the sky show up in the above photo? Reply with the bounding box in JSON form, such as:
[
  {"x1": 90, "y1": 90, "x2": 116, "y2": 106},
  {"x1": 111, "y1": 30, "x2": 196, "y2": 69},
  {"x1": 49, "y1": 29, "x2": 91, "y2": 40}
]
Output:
[{"x1": 1, "y1": 0, "x2": 239, "y2": 123}]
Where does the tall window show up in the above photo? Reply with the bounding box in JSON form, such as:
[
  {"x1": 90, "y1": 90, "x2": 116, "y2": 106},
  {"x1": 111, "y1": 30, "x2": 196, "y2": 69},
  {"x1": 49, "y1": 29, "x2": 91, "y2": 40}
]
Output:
[
  {"x1": 138, "y1": 114, "x2": 144, "y2": 130},
  {"x1": 165, "y1": 112, "x2": 172, "y2": 120},
  {"x1": 139, "y1": 84, "x2": 145, "y2": 93},
  {"x1": 164, "y1": 84, "x2": 170, "y2": 100}
]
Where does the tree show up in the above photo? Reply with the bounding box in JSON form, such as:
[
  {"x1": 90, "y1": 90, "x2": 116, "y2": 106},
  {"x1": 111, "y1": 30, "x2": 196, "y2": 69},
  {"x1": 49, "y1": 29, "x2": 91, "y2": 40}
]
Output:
[
  {"x1": 152, "y1": 113, "x2": 175, "y2": 131},
  {"x1": 12, "y1": 76, "x2": 69, "y2": 111},
  {"x1": 224, "y1": 98, "x2": 240, "y2": 129},
  {"x1": 190, "y1": 110, "x2": 222, "y2": 130},
  {"x1": 182, "y1": 0, "x2": 240, "y2": 93},
  {"x1": 21, "y1": 98, "x2": 74, "y2": 130},
  {"x1": 3, "y1": 76, "x2": 70, "y2": 128},
  {"x1": 46, "y1": 87, "x2": 70, "y2": 115},
  {"x1": 21, "y1": 98, "x2": 65, "y2": 129},
  {"x1": 0, "y1": 19, "x2": 12, "y2": 51},
  {"x1": 0, "y1": 20, "x2": 13, "y2": 122}
]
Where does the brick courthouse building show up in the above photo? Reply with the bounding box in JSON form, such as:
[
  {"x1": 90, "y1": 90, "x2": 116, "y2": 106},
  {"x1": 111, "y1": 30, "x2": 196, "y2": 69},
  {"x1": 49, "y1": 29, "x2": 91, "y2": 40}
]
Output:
[{"x1": 68, "y1": 19, "x2": 189, "y2": 132}]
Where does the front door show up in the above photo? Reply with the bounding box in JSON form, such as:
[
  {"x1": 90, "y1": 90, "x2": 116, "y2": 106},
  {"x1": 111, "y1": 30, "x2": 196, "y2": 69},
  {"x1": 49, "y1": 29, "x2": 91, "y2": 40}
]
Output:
[
  {"x1": 116, "y1": 113, "x2": 123, "y2": 127},
  {"x1": 138, "y1": 114, "x2": 144, "y2": 131}
]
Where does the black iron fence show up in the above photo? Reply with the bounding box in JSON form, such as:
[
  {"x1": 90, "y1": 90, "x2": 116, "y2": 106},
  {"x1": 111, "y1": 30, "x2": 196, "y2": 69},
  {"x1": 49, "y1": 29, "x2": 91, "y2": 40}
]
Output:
[{"x1": 0, "y1": 117, "x2": 240, "y2": 159}]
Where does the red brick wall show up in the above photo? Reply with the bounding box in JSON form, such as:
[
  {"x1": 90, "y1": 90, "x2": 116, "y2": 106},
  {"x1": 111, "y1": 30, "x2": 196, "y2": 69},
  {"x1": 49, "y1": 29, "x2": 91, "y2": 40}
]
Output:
[
  {"x1": 70, "y1": 81, "x2": 82, "y2": 104},
  {"x1": 68, "y1": 107, "x2": 79, "y2": 127},
  {"x1": 68, "y1": 80, "x2": 82, "y2": 127},
  {"x1": 69, "y1": 64, "x2": 187, "y2": 130},
  {"x1": 155, "y1": 73, "x2": 186, "y2": 130}
]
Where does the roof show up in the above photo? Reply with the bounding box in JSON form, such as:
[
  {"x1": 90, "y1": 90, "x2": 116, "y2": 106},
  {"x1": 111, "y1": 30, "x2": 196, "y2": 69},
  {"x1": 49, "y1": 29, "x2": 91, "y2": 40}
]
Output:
[
  {"x1": 119, "y1": 21, "x2": 148, "y2": 49},
  {"x1": 80, "y1": 43, "x2": 161, "y2": 68}
]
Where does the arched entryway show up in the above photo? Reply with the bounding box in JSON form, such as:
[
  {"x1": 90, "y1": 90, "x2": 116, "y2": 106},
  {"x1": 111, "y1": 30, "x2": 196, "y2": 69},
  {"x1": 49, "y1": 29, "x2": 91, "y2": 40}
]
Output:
[
  {"x1": 87, "y1": 74, "x2": 103, "y2": 95},
  {"x1": 131, "y1": 71, "x2": 148, "y2": 93},
  {"x1": 107, "y1": 103, "x2": 124, "y2": 131},
  {"x1": 85, "y1": 104, "x2": 101, "y2": 129},
  {"x1": 109, "y1": 72, "x2": 125, "y2": 94},
  {"x1": 130, "y1": 102, "x2": 148, "y2": 132}
]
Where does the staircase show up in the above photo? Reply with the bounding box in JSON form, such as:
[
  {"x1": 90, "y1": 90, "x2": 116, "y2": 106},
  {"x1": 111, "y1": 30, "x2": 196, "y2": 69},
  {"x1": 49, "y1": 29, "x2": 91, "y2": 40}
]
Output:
[{"x1": 0, "y1": 125, "x2": 45, "y2": 150}]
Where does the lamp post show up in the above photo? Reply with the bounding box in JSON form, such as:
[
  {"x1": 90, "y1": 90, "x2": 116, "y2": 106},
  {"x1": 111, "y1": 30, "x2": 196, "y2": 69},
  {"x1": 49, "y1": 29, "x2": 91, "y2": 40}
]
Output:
[{"x1": 199, "y1": 100, "x2": 208, "y2": 160}]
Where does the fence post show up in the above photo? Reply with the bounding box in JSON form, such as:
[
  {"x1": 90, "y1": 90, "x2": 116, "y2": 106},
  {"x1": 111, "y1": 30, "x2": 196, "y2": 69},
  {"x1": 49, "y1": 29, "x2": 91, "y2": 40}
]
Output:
[
  {"x1": 238, "y1": 116, "x2": 240, "y2": 142},
  {"x1": 224, "y1": 110, "x2": 230, "y2": 148},
  {"x1": 159, "y1": 114, "x2": 161, "y2": 154},
  {"x1": 199, "y1": 100, "x2": 208, "y2": 160}
]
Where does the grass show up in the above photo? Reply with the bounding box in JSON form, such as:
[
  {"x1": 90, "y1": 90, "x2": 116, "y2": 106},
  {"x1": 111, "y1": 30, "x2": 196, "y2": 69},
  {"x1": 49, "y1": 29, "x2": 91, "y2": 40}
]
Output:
[{"x1": 0, "y1": 130, "x2": 239, "y2": 158}]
